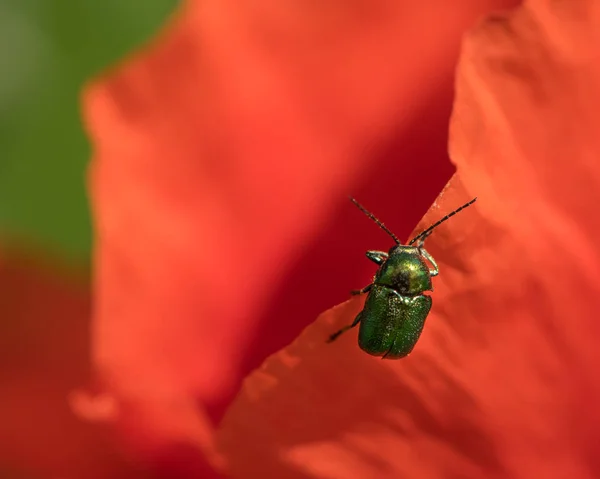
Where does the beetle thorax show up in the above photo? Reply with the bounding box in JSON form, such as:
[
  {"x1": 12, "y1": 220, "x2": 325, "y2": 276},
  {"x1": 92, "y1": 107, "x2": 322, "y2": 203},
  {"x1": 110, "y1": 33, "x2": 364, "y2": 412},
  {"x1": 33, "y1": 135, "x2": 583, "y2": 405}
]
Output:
[{"x1": 374, "y1": 245, "x2": 432, "y2": 295}]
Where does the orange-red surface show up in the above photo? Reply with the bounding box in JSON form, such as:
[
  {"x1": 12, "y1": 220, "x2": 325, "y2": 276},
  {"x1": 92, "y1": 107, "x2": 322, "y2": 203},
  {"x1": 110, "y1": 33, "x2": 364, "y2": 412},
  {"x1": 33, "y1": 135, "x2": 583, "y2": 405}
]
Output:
[{"x1": 6, "y1": 0, "x2": 600, "y2": 477}]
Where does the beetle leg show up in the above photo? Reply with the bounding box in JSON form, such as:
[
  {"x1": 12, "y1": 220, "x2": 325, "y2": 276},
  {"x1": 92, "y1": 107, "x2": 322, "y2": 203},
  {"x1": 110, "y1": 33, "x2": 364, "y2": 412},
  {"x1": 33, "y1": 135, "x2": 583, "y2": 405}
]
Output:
[
  {"x1": 366, "y1": 250, "x2": 388, "y2": 265},
  {"x1": 419, "y1": 247, "x2": 439, "y2": 277},
  {"x1": 350, "y1": 284, "x2": 372, "y2": 295},
  {"x1": 327, "y1": 312, "x2": 363, "y2": 343}
]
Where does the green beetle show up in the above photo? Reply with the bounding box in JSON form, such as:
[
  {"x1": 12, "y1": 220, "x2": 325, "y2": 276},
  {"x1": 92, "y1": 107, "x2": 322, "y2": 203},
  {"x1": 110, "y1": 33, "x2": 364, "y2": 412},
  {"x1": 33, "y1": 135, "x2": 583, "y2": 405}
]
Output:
[{"x1": 328, "y1": 196, "x2": 477, "y2": 359}]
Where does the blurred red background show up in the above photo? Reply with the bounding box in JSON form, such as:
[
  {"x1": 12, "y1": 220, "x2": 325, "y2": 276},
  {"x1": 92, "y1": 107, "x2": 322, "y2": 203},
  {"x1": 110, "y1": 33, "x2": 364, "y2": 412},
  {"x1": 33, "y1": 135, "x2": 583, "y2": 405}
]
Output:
[{"x1": 11, "y1": 0, "x2": 588, "y2": 478}]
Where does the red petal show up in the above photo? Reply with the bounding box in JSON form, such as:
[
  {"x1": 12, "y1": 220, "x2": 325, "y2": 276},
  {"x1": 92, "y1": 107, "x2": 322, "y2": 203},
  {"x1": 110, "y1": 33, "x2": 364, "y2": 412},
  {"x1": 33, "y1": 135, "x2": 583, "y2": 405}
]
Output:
[
  {"x1": 84, "y1": 0, "x2": 518, "y2": 470},
  {"x1": 0, "y1": 248, "x2": 152, "y2": 478},
  {"x1": 216, "y1": 2, "x2": 600, "y2": 478}
]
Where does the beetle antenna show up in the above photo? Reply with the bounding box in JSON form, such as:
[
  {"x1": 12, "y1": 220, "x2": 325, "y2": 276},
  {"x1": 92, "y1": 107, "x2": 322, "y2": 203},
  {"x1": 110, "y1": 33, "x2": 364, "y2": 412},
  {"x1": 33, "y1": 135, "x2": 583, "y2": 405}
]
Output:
[
  {"x1": 349, "y1": 197, "x2": 401, "y2": 244},
  {"x1": 408, "y1": 197, "x2": 477, "y2": 245}
]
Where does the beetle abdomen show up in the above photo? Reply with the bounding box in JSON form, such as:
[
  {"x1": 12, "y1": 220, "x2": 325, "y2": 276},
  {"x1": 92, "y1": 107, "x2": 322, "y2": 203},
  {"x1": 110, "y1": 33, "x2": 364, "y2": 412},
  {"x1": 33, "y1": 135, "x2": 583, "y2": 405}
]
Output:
[{"x1": 358, "y1": 284, "x2": 432, "y2": 358}]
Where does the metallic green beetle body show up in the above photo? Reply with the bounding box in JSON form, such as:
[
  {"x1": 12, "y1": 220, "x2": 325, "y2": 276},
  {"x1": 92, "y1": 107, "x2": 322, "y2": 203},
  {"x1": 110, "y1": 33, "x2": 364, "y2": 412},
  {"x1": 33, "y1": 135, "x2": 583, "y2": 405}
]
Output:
[
  {"x1": 357, "y1": 246, "x2": 434, "y2": 358},
  {"x1": 328, "y1": 197, "x2": 477, "y2": 359},
  {"x1": 358, "y1": 284, "x2": 431, "y2": 358}
]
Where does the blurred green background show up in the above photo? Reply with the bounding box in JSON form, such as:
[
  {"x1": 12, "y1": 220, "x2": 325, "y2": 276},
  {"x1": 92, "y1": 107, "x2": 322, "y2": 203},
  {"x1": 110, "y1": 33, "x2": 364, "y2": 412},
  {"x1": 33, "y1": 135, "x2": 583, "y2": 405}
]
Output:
[{"x1": 0, "y1": 0, "x2": 179, "y2": 263}]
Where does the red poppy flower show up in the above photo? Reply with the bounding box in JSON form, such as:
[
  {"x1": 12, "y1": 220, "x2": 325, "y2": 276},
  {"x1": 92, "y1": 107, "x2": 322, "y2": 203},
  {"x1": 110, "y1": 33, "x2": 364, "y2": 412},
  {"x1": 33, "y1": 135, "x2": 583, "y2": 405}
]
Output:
[
  {"x1": 81, "y1": 0, "x2": 520, "y2": 475},
  {"x1": 14, "y1": 0, "x2": 600, "y2": 477}
]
